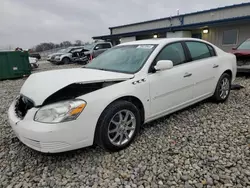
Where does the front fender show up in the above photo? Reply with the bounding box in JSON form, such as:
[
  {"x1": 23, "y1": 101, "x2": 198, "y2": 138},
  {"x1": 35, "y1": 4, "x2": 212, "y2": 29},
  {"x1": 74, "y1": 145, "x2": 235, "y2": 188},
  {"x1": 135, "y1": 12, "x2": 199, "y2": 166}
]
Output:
[{"x1": 77, "y1": 77, "x2": 151, "y2": 126}]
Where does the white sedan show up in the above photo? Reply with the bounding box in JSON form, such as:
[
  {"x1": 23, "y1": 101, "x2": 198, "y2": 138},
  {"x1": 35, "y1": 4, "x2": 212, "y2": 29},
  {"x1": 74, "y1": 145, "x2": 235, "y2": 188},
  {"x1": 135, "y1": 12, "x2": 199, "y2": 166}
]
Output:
[{"x1": 8, "y1": 38, "x2": 237, "y2": 153}]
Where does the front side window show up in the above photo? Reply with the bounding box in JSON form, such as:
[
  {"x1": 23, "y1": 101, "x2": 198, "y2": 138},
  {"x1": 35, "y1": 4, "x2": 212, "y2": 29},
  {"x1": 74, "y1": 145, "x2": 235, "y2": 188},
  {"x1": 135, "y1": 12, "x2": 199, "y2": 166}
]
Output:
[
  {"x1": 222, "y1": 29, "x2": 238, "y2": 45},
  {"x1": 186, "y1": 42, "x2": 211, "y2": 61},
  {"x1": 207, "y1": 45, "x2": 216, "y2": 56},
  {"x1": 94, "y1": 44, "x2": 103, "y2": 50},
  {"x1": 237, "y1": 39, "x2": 250, "y2": 50},
  {"x1": 85, "y1": 44, "x2": 157, "y2": 73},
  {"x1": 103, "y1": 43, "x2": 112, "y2": 49},
  {"x1": 155, "y1": 42, "x2": 186, "y2": 66}
]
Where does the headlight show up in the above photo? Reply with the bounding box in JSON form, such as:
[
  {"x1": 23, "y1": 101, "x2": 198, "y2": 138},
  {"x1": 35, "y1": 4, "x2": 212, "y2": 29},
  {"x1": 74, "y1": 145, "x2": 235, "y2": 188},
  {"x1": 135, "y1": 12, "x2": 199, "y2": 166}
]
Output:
[{"x1": 34, "y1": 100, "x2": 86, "y2": 123}]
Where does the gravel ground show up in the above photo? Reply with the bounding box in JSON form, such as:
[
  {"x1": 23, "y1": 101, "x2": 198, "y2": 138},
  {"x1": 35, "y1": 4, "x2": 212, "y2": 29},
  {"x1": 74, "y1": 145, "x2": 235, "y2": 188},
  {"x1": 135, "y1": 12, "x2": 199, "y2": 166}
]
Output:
[{"x1": 0, "y1": 62, "x2": 250, "y2": 188}]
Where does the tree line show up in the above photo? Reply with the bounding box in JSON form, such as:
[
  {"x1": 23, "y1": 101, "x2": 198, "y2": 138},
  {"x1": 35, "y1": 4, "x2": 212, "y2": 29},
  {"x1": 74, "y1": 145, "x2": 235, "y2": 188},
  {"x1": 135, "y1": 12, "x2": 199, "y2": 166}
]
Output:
[{"x1": 32, "y1": 40, "x2": 90, "y2": 52}]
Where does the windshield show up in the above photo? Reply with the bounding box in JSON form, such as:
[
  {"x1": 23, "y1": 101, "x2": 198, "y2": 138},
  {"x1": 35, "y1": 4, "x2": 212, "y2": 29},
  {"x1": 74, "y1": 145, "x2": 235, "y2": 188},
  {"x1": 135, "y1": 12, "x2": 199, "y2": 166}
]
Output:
[
  {"x1": 237, "y1": 40, "x2": 250, "y2": 50},
  {"x1": 85, "y1": 44, "x2": 157, "y2": 73},
  {"x1": 84, "y1": 43, "x2": 95, "y2": 50}
]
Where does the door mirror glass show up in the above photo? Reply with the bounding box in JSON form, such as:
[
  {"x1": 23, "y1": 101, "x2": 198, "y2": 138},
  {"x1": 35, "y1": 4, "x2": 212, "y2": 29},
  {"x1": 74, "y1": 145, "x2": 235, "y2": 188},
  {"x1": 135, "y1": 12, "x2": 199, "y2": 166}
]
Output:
[
  {"x1": 154, "y1": 60, "x2": 173, "y2": 71},
  {"x1": 94, "y1": 46, "x2": 100, "y2": 50},
  {"x1": 232, "y1": 47, "x2": 237, "y2": 50}
]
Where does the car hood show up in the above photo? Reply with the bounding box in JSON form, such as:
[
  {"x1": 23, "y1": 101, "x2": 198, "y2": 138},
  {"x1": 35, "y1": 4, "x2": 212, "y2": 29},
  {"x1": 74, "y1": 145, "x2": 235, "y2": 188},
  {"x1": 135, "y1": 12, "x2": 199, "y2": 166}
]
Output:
[
  {"x1": 83, "y1": 50, "x2": 92, "y2": 55},
  {"x1": 230, "y1": 49, "x2": 250, "y2": 56},
  {"x1": 20, "y1": 68, "x2": 134, "y2": 106}
]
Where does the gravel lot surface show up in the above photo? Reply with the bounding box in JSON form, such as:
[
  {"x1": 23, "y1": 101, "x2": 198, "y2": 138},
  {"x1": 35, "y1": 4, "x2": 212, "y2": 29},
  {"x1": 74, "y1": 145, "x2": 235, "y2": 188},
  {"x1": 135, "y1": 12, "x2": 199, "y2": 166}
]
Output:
[{"x1": 1, "y1": 61, "x2": 250, "y2": 188}]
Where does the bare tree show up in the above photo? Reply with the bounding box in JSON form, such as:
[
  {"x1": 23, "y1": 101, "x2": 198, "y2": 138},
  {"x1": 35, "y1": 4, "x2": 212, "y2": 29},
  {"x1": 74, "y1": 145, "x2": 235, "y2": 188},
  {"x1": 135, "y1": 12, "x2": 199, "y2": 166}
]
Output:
[
  {"x1": 75, "y1": 40, "x2": 82, "y2": 46},
  {"x1": 60, "y1": 41, "x2": 72, "y2": 47},
  {"x1": 32, "y1": 40, "x2": 90, "y2": 52}
]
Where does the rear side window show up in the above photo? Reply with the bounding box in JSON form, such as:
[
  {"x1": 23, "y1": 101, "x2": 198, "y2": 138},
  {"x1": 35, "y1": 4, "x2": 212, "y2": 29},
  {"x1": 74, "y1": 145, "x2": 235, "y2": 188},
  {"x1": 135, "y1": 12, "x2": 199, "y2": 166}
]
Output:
[
  {"x1": 186, "y1": 42, "x2": 212, "y2": 61},
  {"x1": 94, "y1": 44, "x2": 103, "y2": 49},
  {"x1": 207, "y1": 45, "x2": 216, "y2": 56},
  {"x1": 155, "y1": 42, "x2": 186, "y2": 66}
]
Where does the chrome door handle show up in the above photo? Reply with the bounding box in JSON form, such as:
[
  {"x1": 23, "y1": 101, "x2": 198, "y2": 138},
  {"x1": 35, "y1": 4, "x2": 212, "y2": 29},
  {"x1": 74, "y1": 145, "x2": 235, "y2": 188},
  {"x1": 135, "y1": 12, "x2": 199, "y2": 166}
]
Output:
[
  {"x1": 184, "y1": 73, "x2": 192, "y2": 77},
  {"x1": 213, "y1": 64, "x2": 219, "y2": 68}
]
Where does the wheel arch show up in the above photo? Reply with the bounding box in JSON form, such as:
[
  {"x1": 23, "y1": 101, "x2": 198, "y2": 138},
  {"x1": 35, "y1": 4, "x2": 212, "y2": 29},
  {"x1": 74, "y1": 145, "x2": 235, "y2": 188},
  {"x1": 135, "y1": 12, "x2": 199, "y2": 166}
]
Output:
[
  {"x1": 99, "y1": 95, "x2": 145, "y2": 125},
  {"x1": 112, "y1": 96, "x2": 145, "y2": 124},
  {"x1": 212, "y1": 69, "x2": 233, "y2": 98},
  {"x1": 93, "y1": 95, "x2": 145, "y2": 145},
  {"x1": 223, "y1": 69, "x2": 233, "y2": 81},
  {"x1": 61, "y1": 56, "x2": 70, "y2": 62}
]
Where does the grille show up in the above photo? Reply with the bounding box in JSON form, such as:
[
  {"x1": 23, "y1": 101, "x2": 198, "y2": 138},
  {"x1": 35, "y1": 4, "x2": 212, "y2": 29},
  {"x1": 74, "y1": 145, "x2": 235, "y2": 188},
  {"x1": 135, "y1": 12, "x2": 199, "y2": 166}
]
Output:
[{"x1": 15, "y1": 95, "x2": 34, "y2": 119}]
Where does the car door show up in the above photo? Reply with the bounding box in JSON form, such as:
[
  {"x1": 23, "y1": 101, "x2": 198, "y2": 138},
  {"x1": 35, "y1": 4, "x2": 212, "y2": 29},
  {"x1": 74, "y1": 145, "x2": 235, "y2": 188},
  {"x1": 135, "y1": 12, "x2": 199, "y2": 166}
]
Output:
[
  {"x1": 93, "y1": 44, "x2": 104, "y2": 57},
  {"x1": 148, "y1": 42, "x2": 196, "y2": 118},
  {"x1": 93, "y1": 43, "x2": 111, "y2": 57},
  {"x1": 184, "y1": 41, "x2": 219, "y2": 100}
]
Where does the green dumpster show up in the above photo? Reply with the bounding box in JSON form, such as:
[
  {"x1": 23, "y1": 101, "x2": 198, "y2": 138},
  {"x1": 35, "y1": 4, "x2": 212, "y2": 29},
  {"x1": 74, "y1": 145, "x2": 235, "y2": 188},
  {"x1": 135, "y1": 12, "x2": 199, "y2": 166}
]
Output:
[{"x1": 0, "y1": 51, "x2": 31, "y2": 80}]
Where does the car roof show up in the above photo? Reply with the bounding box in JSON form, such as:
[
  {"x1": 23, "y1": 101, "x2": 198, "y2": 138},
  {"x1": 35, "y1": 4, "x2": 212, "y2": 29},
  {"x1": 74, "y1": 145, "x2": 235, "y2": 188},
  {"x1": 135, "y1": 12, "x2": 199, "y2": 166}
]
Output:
[
  {"x1": 118, "y1": 38, "x2": 207, "y2": 46},
  {"x1": 95, "y1": 42, "x2": 111, "y2": 44},
  {"x1": 71, "y1": 48, "x2": 86, "y2": 52}
]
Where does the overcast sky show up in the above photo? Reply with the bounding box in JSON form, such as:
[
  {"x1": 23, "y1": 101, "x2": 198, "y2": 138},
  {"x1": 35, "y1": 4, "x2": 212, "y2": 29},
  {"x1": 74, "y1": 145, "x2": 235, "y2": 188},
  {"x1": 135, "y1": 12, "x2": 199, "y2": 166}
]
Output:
[{"x1": 0, "y1": 0, "x2": 249, "y2": 49}]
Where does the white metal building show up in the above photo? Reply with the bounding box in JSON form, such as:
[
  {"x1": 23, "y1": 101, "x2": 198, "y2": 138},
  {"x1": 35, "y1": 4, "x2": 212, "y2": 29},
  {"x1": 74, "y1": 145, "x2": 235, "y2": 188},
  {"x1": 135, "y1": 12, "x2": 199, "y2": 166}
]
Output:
[{"x1": 93, "y1": 2, "x2": 250, "y2": 51}]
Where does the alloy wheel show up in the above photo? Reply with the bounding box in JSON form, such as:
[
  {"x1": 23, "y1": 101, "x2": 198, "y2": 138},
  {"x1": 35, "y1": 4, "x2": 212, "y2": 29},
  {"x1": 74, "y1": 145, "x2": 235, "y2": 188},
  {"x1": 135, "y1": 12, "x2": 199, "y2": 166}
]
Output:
[
  {"x1": 219, "y1": 77, "x2": 230, "y2": 99},
  {"x1": 108, "y1": 110, "x2": 136, "y2": 146}
]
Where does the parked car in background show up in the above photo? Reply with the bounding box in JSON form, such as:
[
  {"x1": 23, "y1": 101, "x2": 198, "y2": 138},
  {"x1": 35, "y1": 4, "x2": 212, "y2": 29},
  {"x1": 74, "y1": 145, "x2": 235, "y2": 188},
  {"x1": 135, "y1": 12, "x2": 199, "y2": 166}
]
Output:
[
  {"x1": 83, "y1": 42, "x2": 112, "y2": 59},
  {"x1": 69, "y1": 48, "x2": 90, "y2": 65},
  {"x1": 29, "y1": 57, "x2": 39, "y2": 69},
  {"x1": 230, "y1": 38, "x2": 250, "y2": 73},
  {"x1": 8, "y1": 38, "x2": 236, "y2": 153},
  {"x1": 29, "y1": 53, "x2": 41, "y2": 60},
  {"x1": 47, "y1": 46, "x2": 85, "y2": 64}
]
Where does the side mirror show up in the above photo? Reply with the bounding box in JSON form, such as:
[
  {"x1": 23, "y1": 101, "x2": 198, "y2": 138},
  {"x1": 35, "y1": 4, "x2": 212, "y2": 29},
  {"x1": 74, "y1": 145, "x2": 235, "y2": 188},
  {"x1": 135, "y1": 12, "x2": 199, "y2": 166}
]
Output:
[
  {"x1": 94, "y1": 46, "x2": 100, "y2": 50},
  {"x1": 154, "y1": 60, "x2": 173, "y2": 71},
  {"x1": 232, "y1": 47, "x2": 237, "y2": 50}
]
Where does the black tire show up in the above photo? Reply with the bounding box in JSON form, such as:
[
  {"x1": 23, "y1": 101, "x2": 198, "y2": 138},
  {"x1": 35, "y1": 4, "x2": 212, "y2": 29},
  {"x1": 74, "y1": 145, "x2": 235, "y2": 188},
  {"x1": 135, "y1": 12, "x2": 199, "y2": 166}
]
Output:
[
  {"x1": 95, "y1": 100, "x2": 141, "y2": 152},
  {"x1": 212, "y1": 73, "x2": 231, "y2": 102},
  {"x1": 62, "y1": 57, "x2": 70, "y2": 64}
]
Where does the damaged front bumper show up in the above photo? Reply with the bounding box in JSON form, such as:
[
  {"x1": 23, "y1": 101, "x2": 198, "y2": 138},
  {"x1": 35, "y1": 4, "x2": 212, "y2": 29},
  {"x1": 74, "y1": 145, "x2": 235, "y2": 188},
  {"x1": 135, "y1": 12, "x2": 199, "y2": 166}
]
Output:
[
  {"x1": 8, "y1": 99, "x2": 94, "y2": 153},
  {"x1": 236, "y1": 57, "x2": 250, "y2": 73}
]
